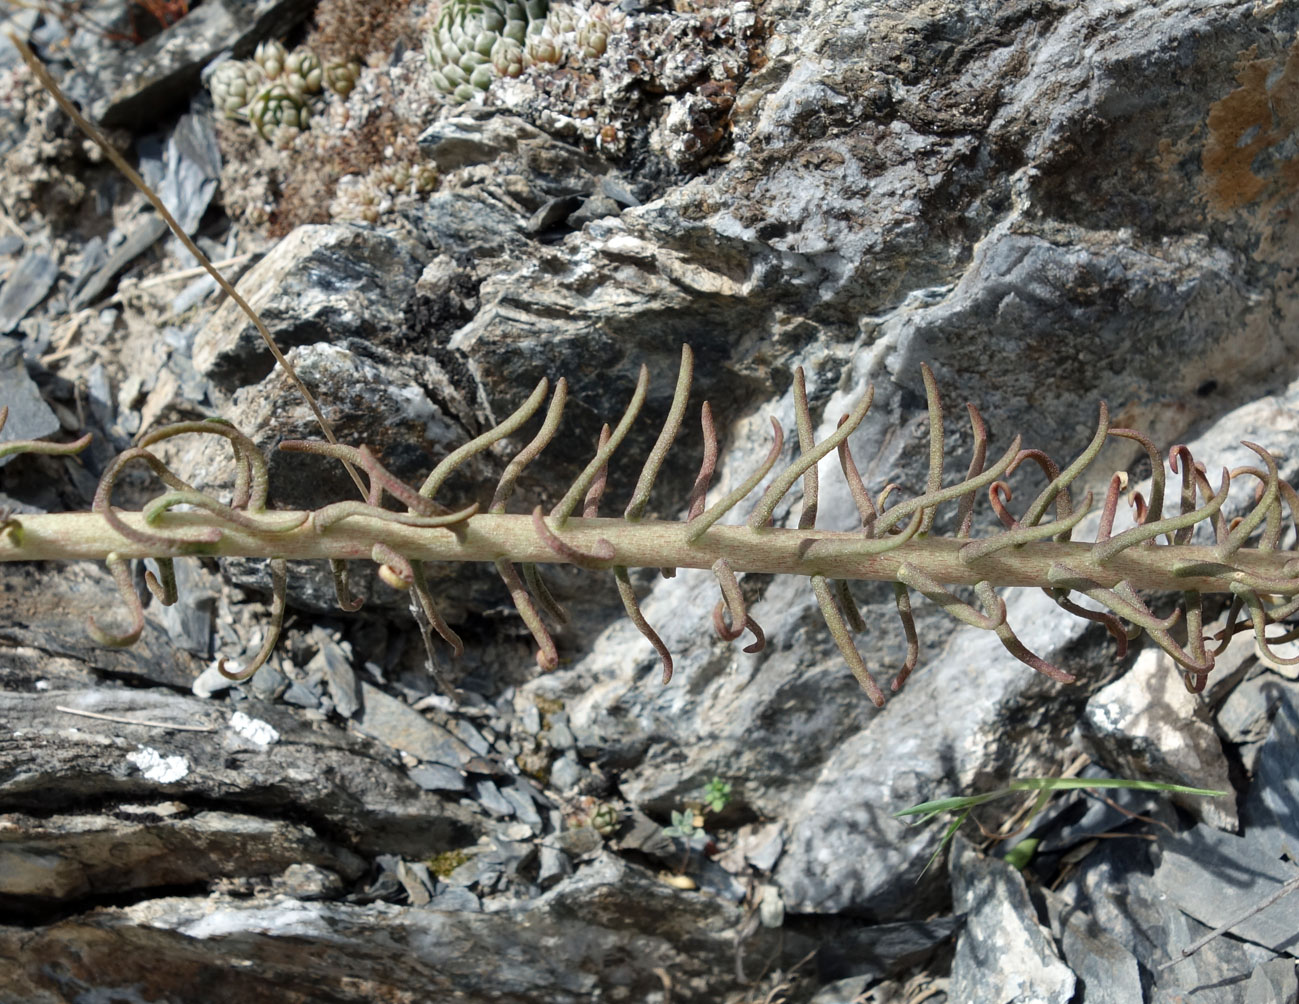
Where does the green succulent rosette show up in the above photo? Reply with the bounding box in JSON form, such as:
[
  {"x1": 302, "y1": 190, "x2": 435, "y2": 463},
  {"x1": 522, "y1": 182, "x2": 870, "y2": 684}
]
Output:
[
  {"x1": 424, "y1": 0, "x2": 549, "y2": 101},
  {"x1": 324, "y1": 59, "x2": 363, "y2": 97},
  {"x1": 284, "y1": 48, "x2": 324, "y2": 97},
  {"x1": 208, "y1": 59, "x2": 262, "y2": 120},
  {"x1": 248, "y1": 82, "x2": 311, "y2": 143}
]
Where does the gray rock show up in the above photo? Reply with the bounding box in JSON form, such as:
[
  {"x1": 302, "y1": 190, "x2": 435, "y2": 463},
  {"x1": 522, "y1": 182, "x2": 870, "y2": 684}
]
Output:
[
  {"x1": 0, "y1": 689, "x2": 482, "y2": 859},
  {"x1": 278, "y1": 863, "x2": 344, "y2": 902},
  {"x1": 1081, "y1": 648, "x2": 1237, "y2": 831},
  {"x1": 247, "y1": 661, "x2": 286, "y2": 702},
  {"x1": 11, "y1": 0, "x2": 1299, "y2": 1001},
  {"x1": 190, "y1": 661, "x2": 235, "y2": 699},
  {"x1": 949, "y1": 835, "x2": 1075, "y2": 1004},
  {"x1": 427, "y1": 884, "x2": 481, "y2": 913},
  {"x1": 0, "y1": 807, "x2": 363, "y2": 899},
  {"x1": 1040, "y1": 886, "x2": 1143, "y2": 1004},
  {"x1": 71, "y1": 215, "x2": 170, "y2": 309},
  {"x1": 500, "y1": 782, "x2": 543, "y2": 829},
  {"x1": 544, "y1": 712, "x2": 576, "y2": 752},
  {"x1": 1218, "y1": 666, "x2": 1294, "y2": 746},
  {"x1": 0, "y1": 335, "x2": 59, "y2": 465},
  {"x1": 537, "y1": 844, "x2": 570, "y2": 889},
  {"x1": 555, "y1": 825, "x2": 603, "y2": 860},
  {"x1": 408, "y1": 763, "x2": 468, "y2": 794},
  {"x1": 1246, "y1": 959, "x2": 1299, "y2": 1004},
  {"x1": 352, "y1": 682, "x2": 478, "y2": 770},
  {"x1": 816, "y1": 917, "x2": 960, "y2": 987},
  {"x1": 306, "y1": 635, "x2": 358, "y2": 719},
  {"x1": 473, "y1": 779, "x2": 515, "y2": 818},
  {"x1": 1052, "y1": 830, "x2": 1277, "y2": 998},
  {"x1": 192, "y1": 224, "x2": 428, "y2": 394},
  {"x1": 0, "y1": 247, "x2": 57, "y2": 333},
  {"x1": 1247, "y1": 693, "x2": 1299, "y2": 863},
  {"x1": 549, "y1": 753, "x2": 582, "y2": 793},
  {"x1": 280, "y1": 680, "x2": 322, "y2": 709}
]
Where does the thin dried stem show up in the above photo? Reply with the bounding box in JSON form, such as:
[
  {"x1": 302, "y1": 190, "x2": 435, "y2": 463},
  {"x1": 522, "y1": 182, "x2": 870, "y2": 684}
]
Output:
[{"x1": 8, "y1": 36, "x2": 365, "y2": 497}]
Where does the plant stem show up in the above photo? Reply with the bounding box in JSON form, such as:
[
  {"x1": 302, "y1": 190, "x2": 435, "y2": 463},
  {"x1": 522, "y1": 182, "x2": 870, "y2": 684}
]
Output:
[{"x1": 3, "y1": 510, "x2": 1294, "y2": 595}]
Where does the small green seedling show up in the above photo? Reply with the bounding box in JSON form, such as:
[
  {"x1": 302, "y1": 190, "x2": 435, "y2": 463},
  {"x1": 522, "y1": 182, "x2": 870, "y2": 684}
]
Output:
[
  {"x1": 702, "y1": 777, "x2": 732, "y2": 814},
  {"x1": 663, "y1": 809, "x2": 704, "y2": 841},
  {"x1": 895, "y1": 776, "x2": 1229, "y2": 877}
]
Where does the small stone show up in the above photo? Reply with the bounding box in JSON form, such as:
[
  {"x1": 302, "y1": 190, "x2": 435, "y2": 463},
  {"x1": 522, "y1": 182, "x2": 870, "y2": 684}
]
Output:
[
  {"x1": 949, "y1": 835, "x2": 1075, "y2": 1004},
  {"x1": 1245, "y1": 959, "x2": 1298, "y2": 1004},
  {"x1": 473, "y1": 779, "x2": 515, "y2": 818},
  {"x1": 549, "y1": 753, "x2": 582, "y2": 793},
  {"x1": 0, "y1": 248, "x2": 57, "y2": 333},
  {"x1": 282, "y1": 681, "x2": 322, "y2": 709},
  {"x1": 500, "y1": 783, "x2": 543, "y2": 829},
  {"x1": 191, "y1": 661, "x2": 236, "y2": 699},
  {"x1": 1082, "y1": 647, "x2": 1236, "y2": 830},
  {"x1": 544, "y1": 713, "x2": 576, "y2": 752},
  {"x1": 352, "y1": 682, "x2": 477, "y2": 768},
  {"x1": 280, "y1": 863, "x2": 343, "y2": 901},
  {"x1": 555, "y1": 826, "x2": 603, "y2": 859},
  {"x1": 538, "y1": 844, "x2": 571, "y2": 888},
  {"x1": 407, "y1": 763, "x2": 467, "y2": 793},
  {"x1": 427, "y1": 886, "x2": 481, "y2": 912}
]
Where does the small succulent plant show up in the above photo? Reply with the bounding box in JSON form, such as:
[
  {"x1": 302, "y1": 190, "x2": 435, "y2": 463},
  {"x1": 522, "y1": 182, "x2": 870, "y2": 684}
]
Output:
[
  {"x1": 329, "y1": 157, "x2": 440, "y2": 224},
  {"x1": 283, "y1": 48, "x2": 324, "y2": 98},
  {"x1": 252, "y1": 39, "x2": 289, "y2": 80},
  {"x1": 247, "y1": 82, "x2": 312, "y2": 146},
  {"x1": 208, "y1": 59, "x2": 263, "y2": 120},
  {"x1": 323, "y1": 58, "x2": 363, "y2": 97},
  {"x1": 575, "y1": 4, "x2": 623, "y2": 61},
  {"x1": 424, "y1": 0, "x2": 551, "y2": 101},
  {"x1": 590, "y1": 802, "x2": 620, "y2": 837},
  {"x1": 207, "y1": 40, "x2": 342, "y2": 143}
]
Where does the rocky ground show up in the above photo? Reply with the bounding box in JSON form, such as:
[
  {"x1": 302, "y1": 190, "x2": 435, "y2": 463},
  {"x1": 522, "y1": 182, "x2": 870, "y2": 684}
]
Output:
[{"x1": 0, "y1": 0, "x2": 1297, "y2": 1001}]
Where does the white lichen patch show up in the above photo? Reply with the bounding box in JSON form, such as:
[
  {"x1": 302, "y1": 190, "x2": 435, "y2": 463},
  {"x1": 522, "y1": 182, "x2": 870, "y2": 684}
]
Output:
[
  {"x1": 229, "y1": 711, "x2": 280, "y2": 746},
  {"x1": 126, "y1": 747, "x2": 190, "y2": 783}
]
